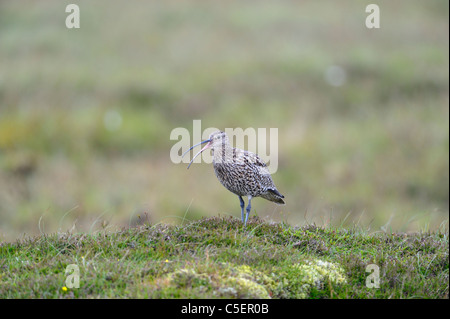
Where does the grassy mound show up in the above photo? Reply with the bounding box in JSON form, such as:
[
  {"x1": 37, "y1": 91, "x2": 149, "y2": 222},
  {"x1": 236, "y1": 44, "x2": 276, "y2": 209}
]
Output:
[{"x1": 0, "y1": 216, "x2": 448, "y2": 298}]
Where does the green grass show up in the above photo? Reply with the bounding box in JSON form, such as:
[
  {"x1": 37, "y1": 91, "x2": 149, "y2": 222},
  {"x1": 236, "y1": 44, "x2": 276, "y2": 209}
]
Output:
[{"x1": 1, "y1": 216, "x2": 448, "y2": 298}]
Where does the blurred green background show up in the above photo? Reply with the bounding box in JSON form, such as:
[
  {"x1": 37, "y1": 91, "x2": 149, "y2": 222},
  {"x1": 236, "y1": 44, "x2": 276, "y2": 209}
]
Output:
[{"x1": 0, "y1": 0, "x2": 448, "y2": 241}]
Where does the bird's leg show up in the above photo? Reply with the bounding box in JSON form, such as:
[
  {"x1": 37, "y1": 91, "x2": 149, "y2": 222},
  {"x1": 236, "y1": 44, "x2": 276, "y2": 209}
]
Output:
[
  {"x1": 239, "y1": 196, "x2": 245, "y2": 223},
  {"x1": 244, "y1": 196, "x2": 252, "y2": 226}
]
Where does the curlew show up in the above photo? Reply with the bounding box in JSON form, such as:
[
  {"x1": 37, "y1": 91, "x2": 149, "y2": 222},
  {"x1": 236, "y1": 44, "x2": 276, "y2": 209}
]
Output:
[{"x1": 182, "y1": 131, "x2": 285, "y2": 226}]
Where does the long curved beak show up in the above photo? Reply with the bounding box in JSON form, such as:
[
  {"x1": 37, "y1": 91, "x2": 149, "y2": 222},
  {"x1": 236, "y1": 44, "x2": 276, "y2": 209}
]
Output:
[{"x1": 182, "y1": 139, "x2": 212, "y2": 169}]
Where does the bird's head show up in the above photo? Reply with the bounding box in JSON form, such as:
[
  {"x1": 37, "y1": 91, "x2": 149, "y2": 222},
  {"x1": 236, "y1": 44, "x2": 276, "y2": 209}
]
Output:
[
  {"x1": 182, "y1": 131, "x2": 228, "y2": 169},
  {"x1": 208, "y1": 131, "x2": 229, "y2": 148}
]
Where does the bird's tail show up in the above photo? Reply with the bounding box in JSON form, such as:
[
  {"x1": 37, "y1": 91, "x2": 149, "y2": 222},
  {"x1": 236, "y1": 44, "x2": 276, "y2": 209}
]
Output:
[{"x1": 261, "y1": 188, "x2": 285, "y2": 205}]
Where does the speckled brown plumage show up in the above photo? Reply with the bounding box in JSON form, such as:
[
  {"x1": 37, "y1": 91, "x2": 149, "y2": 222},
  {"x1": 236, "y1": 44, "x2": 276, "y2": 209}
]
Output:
[
  {"x1": 209, "y1": 132, "x2": 285, "y2": 204},
  {"x1": 184, "y1": 130, "x2": 285, "y2": 226}
]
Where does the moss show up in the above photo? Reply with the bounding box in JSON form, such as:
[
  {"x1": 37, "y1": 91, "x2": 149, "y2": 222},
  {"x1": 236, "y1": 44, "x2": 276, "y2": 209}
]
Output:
[
  {"x1": 154, "y1": 262, "x2": 273, "y2": 299},
  {"x1": 221, "y1": 277, "x2": 270, "y2": 299},
  {"x1": 273, "y1": 258, "x2": 347, "y2": 298},
  {"x1": 153, "y1": 259, "x2": 346, "y2": 299},
  {"x1": 165, "y1": 268, "x2": 211, "y2": 288},
  {"x1": 220, "y1": 264, "x2": 275, "y2": 298},
  {"x1": 294, "y1": 259, "x2": 347, "y2": 287}
]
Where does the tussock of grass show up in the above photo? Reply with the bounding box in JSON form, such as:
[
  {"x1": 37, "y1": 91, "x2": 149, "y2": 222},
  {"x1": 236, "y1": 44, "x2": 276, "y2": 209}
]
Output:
[{"x1": 0, "y1": 216, "x2": 447, "y2": 298}]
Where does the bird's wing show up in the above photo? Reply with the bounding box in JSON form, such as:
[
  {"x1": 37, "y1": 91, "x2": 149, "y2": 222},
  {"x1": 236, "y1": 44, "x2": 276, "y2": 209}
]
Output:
[{"x1": 234, "y1": 149, "x2": 271, "y2": 176}]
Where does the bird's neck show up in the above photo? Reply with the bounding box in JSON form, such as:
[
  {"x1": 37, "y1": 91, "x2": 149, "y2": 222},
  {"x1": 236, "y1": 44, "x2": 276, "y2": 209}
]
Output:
[{"x1": 211, "y1": 143, "x2": 234, "y2": 165}]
